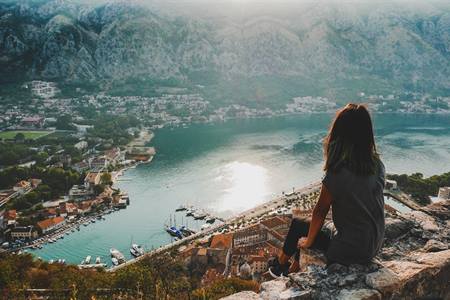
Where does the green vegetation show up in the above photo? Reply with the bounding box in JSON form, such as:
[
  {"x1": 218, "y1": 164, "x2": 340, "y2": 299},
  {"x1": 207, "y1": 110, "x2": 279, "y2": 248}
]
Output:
[
  {"x1": 87, "y1": 115, "x2": 140, "y2": 146},
  {"x1": 387, "y1": 171, "x2": 450, "y2": 205},
  {"x1": 0, "y1": 131, "x2": 51, "y2": 140},
  {"x1": 0, "y1": 129, "x2": 85, "y2": 167},
  {"x1": 192, "y1": 278, "x2": 259, "y2": 300},
  {"x1": 0, "y1": 166, "x2": 83, "y2": 210},
  {"x1": 0, "y1": 143, "x2": 36, "y2": 166},
  {"x1": 0, "y1": 253, "x2": 257, "y2": 300},
  {"x1": 55, "y1": 115, "x2": 76, "y2": 131}
]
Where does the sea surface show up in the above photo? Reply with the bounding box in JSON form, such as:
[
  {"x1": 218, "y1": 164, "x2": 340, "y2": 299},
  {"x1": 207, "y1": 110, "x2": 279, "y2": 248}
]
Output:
[{"x1": 30, "y1": 113, "x2": 450, "y2": 265}]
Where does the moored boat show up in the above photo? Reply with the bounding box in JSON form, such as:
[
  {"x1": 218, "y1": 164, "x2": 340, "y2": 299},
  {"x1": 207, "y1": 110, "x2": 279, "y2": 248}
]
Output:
[
  {"x1": 111, "y1": 257, "x2": 119, "y2": 266},
  {"x1": 193, "y1": 212, "x2": 207, "y2": 220},
  {"x1": 84, "y1": 255, "x2": 91, "y2": 264},
  {"x1": 110, "y1": 248, "x2": 126, "y2": 264},
  {"x1": 175, "y1": 205, "x2": 187, "y2": 212},
  {"x1": 205, "y1": 216, "x2": 216, "y2": 224},
  {"x1": 179, "y1": 226, "x2": 196, "y2": 237},
  {"x1": 165, "y1": 225, "x2": 183, "y2": 239},
  {"x1": 201, "y1": 223, "x2": 211, "y2": 230},
  {"x1": 130, "y1": 244, "x2": 144, "y2": 257}
]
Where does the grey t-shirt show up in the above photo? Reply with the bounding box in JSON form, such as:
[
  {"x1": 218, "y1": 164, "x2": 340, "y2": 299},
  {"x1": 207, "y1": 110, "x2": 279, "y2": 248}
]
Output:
[{"x1": 322, "y1": 160, "x2": 385, "y2": 265}]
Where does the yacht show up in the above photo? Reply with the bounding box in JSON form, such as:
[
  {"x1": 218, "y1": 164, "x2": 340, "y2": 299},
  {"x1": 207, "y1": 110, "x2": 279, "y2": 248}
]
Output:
[
  {"x1": 201, "y1": 224, "x2": 211, "y2": 230},
  {"x1": 193, "y1": 212, "x2": 207, "y2": 220},
  {"x1": 84, "y1": 255, "x2": 91, "y2": 264},
  {"x1": 130, "y1": 244, "x2": 144, "y2": 257},
  {"x1": 111, "y1": 257, "x2": 119, "y2": 266},
  {"x1": 110, "y1": 248, "x2": 126, "y2": 264},
  {"x1": 95, "y1": 257, "x2": 101, "y2": 264}
]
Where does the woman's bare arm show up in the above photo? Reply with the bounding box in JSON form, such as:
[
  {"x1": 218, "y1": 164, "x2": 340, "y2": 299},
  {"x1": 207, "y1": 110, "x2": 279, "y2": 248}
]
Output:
[{"x1": 298, "y1": 184, "x2": 333, "y2": 248}]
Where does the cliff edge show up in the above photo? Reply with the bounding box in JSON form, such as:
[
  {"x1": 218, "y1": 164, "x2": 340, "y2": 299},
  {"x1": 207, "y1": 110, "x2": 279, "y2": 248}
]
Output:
[{"x1": 221, "y1": 200, "x2": 450, "y2": 300}]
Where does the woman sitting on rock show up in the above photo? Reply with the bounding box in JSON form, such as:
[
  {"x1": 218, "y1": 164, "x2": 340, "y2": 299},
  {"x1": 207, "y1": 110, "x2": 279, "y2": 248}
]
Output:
[{"x1": 269, "y1": 103, "x2": 386, "y2": 278}]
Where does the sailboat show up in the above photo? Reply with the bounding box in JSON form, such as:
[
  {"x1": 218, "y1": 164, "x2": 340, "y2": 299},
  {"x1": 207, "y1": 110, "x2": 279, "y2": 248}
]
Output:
[{"x1": 164, "y1": 214, "x2": 183, "y2": 239}]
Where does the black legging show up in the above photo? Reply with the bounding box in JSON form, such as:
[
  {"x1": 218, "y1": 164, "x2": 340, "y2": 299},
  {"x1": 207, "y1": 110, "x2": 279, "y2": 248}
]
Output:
[{"x1": 283, "y1": 217, "x2": 333, "y2": 262}]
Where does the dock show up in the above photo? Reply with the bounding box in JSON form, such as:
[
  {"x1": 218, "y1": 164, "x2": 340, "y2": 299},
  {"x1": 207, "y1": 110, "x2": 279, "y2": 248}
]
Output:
[{"x1": 78, "y1": 263, "x2": 107, "y2": 269}]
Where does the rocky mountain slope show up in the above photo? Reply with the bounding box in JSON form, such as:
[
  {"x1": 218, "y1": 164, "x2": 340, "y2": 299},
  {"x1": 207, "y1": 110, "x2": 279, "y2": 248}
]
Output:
[{"x1": 1, "y1": 0, "x2": 450, "y2": 100}]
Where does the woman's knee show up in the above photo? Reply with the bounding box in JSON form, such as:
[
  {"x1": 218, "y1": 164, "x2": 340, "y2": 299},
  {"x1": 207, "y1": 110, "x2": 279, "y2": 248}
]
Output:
[{"x1": 290, "y1": 217, "x2": 310, "y2": 235}]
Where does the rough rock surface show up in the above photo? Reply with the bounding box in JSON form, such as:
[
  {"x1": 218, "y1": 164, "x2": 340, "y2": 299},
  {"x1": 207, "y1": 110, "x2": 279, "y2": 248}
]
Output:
[{"x1": 221, "y1": 200, "x2": 450, "y2": 300}]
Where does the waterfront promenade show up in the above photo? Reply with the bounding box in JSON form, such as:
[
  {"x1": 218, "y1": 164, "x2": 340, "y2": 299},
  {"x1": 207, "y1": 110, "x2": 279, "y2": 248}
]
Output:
[{"x1": 108, "y1": 181, "x2": 321, "y2": 272}]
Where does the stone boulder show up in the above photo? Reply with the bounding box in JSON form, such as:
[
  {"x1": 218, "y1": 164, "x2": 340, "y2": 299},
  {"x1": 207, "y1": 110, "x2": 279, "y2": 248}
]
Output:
[{"x1": 220, "y1": 291, "x2": 260, "y2": 300}]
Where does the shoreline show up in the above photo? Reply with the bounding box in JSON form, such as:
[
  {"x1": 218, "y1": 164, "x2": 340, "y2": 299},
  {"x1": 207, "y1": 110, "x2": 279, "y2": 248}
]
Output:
[{"x1": 11, "y1": 131, "x2": 156, "y2": 256}]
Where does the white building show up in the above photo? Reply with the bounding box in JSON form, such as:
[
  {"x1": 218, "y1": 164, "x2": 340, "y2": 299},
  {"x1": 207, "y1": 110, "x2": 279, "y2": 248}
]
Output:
[
  {"x1": 385, "y1": 179, "x2": 398, "y2": 191},
  {"x1": 37, "y1": 217, "x2": 66, "y2": 234},
  {"x1": 74, "y1": 141, "x2": 88, "y2": 150},
  {"x1": 28, "y1": 81, "x2": 60, "y2": 98}
]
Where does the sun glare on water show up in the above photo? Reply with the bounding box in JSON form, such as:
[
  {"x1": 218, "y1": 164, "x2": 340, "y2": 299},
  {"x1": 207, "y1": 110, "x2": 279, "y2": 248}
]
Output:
[{"x1": 215, "y1": 161, "x2": 270, "y2": 212}]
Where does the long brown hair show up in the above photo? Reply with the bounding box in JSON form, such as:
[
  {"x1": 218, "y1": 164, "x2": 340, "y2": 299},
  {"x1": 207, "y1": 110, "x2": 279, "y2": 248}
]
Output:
[{"x1": 323, "y1": 103, "x2": 380, "y2": 175}]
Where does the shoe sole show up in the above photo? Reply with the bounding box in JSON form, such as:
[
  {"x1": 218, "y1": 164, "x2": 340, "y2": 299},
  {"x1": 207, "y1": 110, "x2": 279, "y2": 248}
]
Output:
[{"x1": 268, "y1": 267, "x2": 286, "y2": 279}]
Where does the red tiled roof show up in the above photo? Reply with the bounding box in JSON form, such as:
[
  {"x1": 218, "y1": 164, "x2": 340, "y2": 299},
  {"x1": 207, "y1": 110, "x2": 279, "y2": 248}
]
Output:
[
  {"x1": 85, "y1": 172, "x2": 99, "y2": 184},
  {"x1": 210, "y1": 233, "x2": 233, "y2": 249},
  {"x1": 5, "y1": 210, "x2": 17, "y2": 220},
  {"x1": 14, "y1": 180, "x2": 30, "y2": 188},
  {"x1": 249, "y1": 255, "x2": 266, "y2": 263},
  {"x1": 261, "y1": 216, "x2": 288, "y2": 229},
  {"x1": 22, "y1": 116, "x2": 43, "y2": 122},
  {"x1": 37, "y1": 216, "x2": 65, "y2": 230}
]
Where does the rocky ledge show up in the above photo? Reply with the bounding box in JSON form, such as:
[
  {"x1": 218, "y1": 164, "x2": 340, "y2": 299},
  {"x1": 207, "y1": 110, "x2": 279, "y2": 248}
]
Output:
[{"x1": 222, "y1": 200, "x2": 450, "y2": 300}]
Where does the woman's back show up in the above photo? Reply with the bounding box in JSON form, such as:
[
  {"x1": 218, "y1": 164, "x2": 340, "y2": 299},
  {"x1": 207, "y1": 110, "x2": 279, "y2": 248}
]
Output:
[{"x1": 323, "y1": 159, "x2": 385, "y2": 265}]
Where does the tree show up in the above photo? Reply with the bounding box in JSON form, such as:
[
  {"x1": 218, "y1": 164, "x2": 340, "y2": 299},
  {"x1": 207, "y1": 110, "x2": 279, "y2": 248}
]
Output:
[
  {"x1": 14, "y1": 133, "x2": 25, "y2": 142},
  {"x1": 55, "y1": 115, "x2": 75, "y2": 130},
  {"x1": 100, "y1": 172, "x2": 112, "y2": 185},
  {"x1": 93, "y1": 184, "x2": 105, "y2": 196}
]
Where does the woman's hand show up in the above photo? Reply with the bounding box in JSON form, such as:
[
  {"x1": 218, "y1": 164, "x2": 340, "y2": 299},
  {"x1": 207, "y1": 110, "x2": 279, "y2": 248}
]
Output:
[{"x1": 298, "y1": 237, "x2": 312, "y2": 249}]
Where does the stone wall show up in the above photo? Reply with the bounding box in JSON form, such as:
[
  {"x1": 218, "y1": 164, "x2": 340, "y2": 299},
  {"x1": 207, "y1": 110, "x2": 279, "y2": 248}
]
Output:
[{"x1": 221, "y1": 200, "x2": 450, "y2": 300}]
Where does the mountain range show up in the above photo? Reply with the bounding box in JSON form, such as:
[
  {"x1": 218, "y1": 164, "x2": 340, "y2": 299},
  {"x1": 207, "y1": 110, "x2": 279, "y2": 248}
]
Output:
[{"x1": 1, "y1": 0, "x2": 449, "y2": 104}]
